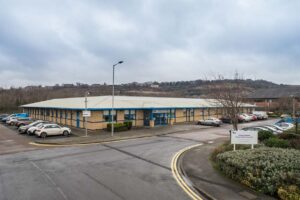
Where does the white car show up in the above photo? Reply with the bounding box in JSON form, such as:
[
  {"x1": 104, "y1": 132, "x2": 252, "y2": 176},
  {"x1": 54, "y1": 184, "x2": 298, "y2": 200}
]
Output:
[
  {"x1": 240, "y1": 114, "x2": 252, "y2": 122},
  {"x1": 263, "y1": 126, "x2": 283, "y2": 134},
  {"x1": 198, "y1": 117, "x2": 222, "y2": 127},
  {"x1": 276, "y1": 122, "x2": 294, "y2": 131},
  {"x1": 35, "y1": 124, "x2": 71, "y2": 138},
  {"x1": 27, "y1": 123, "x2": 49, "y2": 135},
  {"x1": 6, "y1": 117, "x2": 18, "y2": 125},
  {"x1": 242, "y1": 127, "x2": 269, "y2": 132}
]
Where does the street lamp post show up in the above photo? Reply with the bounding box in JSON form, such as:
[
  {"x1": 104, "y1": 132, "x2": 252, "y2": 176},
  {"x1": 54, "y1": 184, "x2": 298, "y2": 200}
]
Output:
[
  {"x1": 112, "y1": 61, "x2": 124, "y2": 137},
  {"x1": 85, "y1": 91, "x2": 90, "y2": 137}
]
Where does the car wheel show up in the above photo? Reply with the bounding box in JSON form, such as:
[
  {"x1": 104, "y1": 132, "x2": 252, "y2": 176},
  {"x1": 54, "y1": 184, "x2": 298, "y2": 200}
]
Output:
[
  {"x1": 41, "y1": 132, "x2": 47, "y2": 138},
  {"x1": 63, "y1": 131, "x2": 69, "y2": 136}
]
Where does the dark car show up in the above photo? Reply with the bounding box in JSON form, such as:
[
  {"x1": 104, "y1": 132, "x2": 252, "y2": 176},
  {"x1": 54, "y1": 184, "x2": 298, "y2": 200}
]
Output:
[
  {"x1": 15, "y1": 118, "x2": 34, "y2": 128},
  {"x1": 18, "y1": 120, "x2": 44, "y2": 134},
  {"x1": 220, "y1": 116, "x2": 244, "y2": 123}
]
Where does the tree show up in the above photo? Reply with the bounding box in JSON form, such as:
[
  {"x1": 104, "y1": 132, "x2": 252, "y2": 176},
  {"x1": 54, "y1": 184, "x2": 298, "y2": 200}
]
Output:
[{"x1": 206, "y1": 72, "x2": 250, "y2": 130}]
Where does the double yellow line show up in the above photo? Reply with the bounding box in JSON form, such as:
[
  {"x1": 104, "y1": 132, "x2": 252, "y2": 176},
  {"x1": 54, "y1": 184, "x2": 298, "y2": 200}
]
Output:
[{"x1": 171, "y1": 144, "x2": 204, "y2": 200}]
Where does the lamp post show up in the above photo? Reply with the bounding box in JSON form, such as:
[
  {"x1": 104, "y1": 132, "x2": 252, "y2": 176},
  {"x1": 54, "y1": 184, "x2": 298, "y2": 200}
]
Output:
[
  {"x1": 112, "y1": 61, "x2": 124, "y2": 137},
  {"x1": 85, "y1": 91, "x2": 90, "y2": 137}
]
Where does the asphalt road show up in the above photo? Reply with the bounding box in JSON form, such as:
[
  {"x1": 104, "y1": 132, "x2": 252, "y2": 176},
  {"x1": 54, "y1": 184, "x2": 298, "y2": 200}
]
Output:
[{"x1": 0, "y1": 120, "x2": 277, "y2": 200}]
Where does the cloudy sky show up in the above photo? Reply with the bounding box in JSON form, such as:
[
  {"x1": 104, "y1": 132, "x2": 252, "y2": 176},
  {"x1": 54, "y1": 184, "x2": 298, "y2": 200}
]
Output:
[{"x1": 0, "y1": 0, "x2": 299, "y2": 87}]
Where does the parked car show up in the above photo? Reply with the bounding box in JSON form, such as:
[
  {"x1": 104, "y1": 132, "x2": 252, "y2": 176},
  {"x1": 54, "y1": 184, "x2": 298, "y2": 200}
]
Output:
[
  {"x1": 248, "y1": 114, "x2": 258, "y2": 121},
  {"x1": 197, "y1": 117, "x2": 222, "y2": 127},
  {"x1": 6, "y1": 117, "x2": 18, "y2": 125},
  {"x1": 277, "y1": 117, "x2": 300, "y2": 124},
  {"x1": 27, "y1": 122, "x2": 50, "y2": 135},
  {"x1": 252, "y1": 111, "x2": 268, "y2": 120},
  {"x1": 0, "y1": 114, "x2": 9, "y2": 121},
  {"x1": 15, "y1": 118, "x2": 34, "y2": 128},
  {"x1": 240, "y1": 114, "x2": 252, "y2": 122},
  {"x1": 275, "y1": 122, "x2": 294, "y2": 130},
  {"x1": 18, "y1": 120, "x2": 44, "y2": 134},
  {"x1": 220, "y1": 116, "x2": 244, "y2": 123},
  {"x1": 242, "y1": 127, "x2": 269, "y2": 132},
  {"x1": 2, "y1": 113, "x2": 29, "y2": 123},
  {"x1": 35, "y1": 124, "x2": 71, "y2": 138},
  {"x1": 263, "y1": 126, "x2": 283, "y2": 134},
  {"x1": 280, "y1": 114, "x2": 291, "y2": 118}
]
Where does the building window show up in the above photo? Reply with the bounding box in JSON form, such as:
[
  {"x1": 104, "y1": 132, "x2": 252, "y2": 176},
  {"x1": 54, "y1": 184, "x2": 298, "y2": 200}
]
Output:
[
  {"x1": 41, "y1": 109, "x2": 44, "y2": 116},
  {"x1": 124, "y1": 110, "x2": 136, "y2": 121},
  {"x1": 169, "y1": 109, "x2": 175, "y2": 118},
  {"x1": 60, "y1": 110, "x2": 63, "y2": 119},
  {"x1": 103, "y1": 110, "x2": 116, "y2": 122},
  {"x1": 183, "y1": 109, "x2": 187, "y2": 116},
  {"x1": 46, "y1": 109, "x2": 50, "y2": 116}
]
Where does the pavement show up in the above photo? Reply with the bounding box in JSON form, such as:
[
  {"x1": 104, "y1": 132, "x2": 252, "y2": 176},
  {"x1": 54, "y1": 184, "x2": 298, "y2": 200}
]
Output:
[
  {"x1": 0, "y1": 119, "x2": 278, "y2": 200},
  {"x1": 180, "y1": 139, "x2": 275, "y2": 200}
]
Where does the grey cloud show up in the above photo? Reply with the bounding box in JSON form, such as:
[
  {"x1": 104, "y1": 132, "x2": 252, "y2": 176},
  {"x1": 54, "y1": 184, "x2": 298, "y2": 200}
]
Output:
[{"x1": 0, "y1": 0, "x2": 299, "y2": 87}]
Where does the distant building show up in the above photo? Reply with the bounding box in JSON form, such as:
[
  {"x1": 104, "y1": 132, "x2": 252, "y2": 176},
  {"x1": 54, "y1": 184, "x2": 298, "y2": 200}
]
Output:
[
  {"x1": 150, "y1": 84, "x2": 159, "y2": 88},
  {"x1": 21, "y1": 96, "x2": 255, "y2": 130},
  {"x1": 247, "y1": 86, "x2": 300, "y2": 111}
]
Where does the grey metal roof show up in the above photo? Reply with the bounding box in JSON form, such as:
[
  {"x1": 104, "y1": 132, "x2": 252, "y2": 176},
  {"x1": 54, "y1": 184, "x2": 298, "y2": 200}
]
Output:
[
  {"x1": 248, "y1": 86, "x2": 300, "y2": 99},
  {"x1": 21, "y1": 96, "x2": 255, "y2": 110}
]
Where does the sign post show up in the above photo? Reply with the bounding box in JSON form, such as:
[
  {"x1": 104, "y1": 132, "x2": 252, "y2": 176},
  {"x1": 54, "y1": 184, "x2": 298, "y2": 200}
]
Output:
[{"x1": 230, "y1": 130, "x2": 258, "y2": 151}]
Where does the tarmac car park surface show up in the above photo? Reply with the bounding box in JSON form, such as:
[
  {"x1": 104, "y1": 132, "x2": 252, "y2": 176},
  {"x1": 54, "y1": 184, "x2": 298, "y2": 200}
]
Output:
[{"x1": 0, "y1": 119, "x2": 277, "y2": 200}]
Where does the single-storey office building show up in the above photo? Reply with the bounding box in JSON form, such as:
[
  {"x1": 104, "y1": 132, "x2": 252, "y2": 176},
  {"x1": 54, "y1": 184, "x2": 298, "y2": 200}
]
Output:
[{"x1": 21, "y1": 96, "x2": 255, "y2": 130}]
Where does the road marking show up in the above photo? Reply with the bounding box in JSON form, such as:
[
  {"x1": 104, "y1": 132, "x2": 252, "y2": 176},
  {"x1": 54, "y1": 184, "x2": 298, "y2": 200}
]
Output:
[
  {"x1": 171, "y1": 144, "x2": 204, "y2": 200},
  {"x1": 208, "y1": 141, "x2": 214, "y2": 144},
  {"x1": 30, "y1": 161, "x2": 68, "y2": 200}
]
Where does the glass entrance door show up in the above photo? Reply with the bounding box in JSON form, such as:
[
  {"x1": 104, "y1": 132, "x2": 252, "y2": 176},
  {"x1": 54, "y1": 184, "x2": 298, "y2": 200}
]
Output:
[{"x1": 154, "y1": 113, "x2": 168, "y2": 126}]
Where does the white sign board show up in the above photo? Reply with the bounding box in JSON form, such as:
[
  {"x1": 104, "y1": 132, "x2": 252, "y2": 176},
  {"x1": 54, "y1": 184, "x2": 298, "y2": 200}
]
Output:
[
  {"x1": 82, "y1": 110, "x2": 91, "y2": 117},
  {"x1": 231, "y1": 130, "x2": 258, "y2": 145}
]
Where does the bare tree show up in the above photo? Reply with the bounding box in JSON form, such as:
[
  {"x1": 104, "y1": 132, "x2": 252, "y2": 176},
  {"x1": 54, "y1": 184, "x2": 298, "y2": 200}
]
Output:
[{"x1": 207, "y1": 72, "x2": 251, "y2": 130}]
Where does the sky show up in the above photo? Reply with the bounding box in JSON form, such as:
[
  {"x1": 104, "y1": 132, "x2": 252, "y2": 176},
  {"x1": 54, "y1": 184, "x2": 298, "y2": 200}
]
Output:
[{"x1": 0, "y1": 0, "x2": 300, "y2": 87}]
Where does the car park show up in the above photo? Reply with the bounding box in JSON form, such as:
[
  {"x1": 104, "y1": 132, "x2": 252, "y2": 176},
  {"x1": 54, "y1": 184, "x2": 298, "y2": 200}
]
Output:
[
  {"x1": 197, "y1": 117, "x2": 222, "y2": 127},
  {"x1": 18, "y1": 120, "x2": 44, "y2": 134},
  {"x1": 35, "y1": 124, "x2": 71, "y2": 138}
]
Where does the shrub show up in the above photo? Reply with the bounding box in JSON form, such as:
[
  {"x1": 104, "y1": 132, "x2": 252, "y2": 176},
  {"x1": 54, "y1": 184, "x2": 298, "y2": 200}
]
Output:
[
  {"x1": 107, "y1": 123, "x2": 128, "y2": 132},
  {"x1": 124, "y1": 121, "x2": 133, "y2": 130},
  {"x1": 289, "y1": 139, "x2": 300, "y2": 150},
  {"x1": 278, "y1": 133, "x2": 300, "y2": 140},
  {"x1": 216, "y1": 148, "x2": 300, "y2": 197},
  {"x1": 258, "y1": 130, "x2": 274, "y2": 141},
  {"x1": 265, "y1": 138, "x2": 290, "y2": 148},
  {"x1": 278, "y1": 185, "x2": 300, "y2": 200}
]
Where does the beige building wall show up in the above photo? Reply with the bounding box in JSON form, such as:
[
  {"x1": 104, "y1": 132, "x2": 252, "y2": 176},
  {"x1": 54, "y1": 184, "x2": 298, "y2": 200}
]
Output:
[
  {"x1": 135, "y1": 110, "x2": 144, "y2": 127},
  {"x1": 175, "y1": 109, "x2": 185, "y2": 123}
]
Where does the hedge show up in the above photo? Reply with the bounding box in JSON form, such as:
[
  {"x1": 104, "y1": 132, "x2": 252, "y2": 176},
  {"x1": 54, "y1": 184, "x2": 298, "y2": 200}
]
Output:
[
  {"x1": 265, "y1": 138, "x2": 290, "y2": 148},
  {"x1": 216, "y1": 148, "x2": 300, "y2": 199},
  {"x1": 107, "y1": 121, "x2": 133, "y2": 132},
  {"x1": 258, "y1": 130, "x2": 274, "y2": 141}
]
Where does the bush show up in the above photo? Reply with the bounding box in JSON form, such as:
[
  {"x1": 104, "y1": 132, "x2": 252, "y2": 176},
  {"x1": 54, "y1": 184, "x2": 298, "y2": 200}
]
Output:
[
  {"x1": 216, "y1": 148, "x2": 300, "y2": 198},
  {"x1": 278, "y1": 133, "x2": 300, "y2": 140},
  {"x1": 107, "y1": 123, "x2": 128, "y2": 132},
  {"x1": 258, "y1": 130, "x2": 274, "y2": 141},
  {"x1": 289, "y1": 139, "x2": 300, "y2": 150},
  {"x1": 278, "y1": 185, "x2": 300, "y2": 200},
  {"x1": 123, "y1": 121, "x2": 133, "y2": 130},
  {"x1": 265, "y1": 138, "x2": 290, "y2": 148}
]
